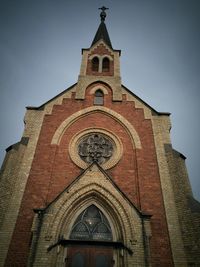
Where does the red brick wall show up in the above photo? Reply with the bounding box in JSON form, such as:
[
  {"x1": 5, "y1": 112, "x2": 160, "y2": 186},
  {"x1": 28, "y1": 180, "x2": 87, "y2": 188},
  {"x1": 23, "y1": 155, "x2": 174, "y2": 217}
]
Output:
[{"x1": 5, "y1": 82, "x2": 173, "y2": 266}]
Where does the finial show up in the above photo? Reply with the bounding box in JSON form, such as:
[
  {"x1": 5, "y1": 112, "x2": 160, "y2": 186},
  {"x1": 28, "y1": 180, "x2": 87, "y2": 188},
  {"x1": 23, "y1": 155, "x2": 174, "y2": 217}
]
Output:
[{"x1": 99, "y1": 6, "x2": 109, "y2": 22}]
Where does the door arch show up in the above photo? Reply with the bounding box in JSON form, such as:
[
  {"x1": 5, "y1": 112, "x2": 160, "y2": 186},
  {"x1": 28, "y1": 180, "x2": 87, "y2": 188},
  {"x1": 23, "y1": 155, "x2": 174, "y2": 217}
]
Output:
[{"x1": 66, "y1": 205, "x2": 114, "y2": 267}]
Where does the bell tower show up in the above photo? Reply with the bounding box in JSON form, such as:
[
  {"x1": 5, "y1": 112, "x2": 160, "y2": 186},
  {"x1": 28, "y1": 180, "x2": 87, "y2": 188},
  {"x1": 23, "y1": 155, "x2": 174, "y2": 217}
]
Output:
[{"x1": 76, "y1": 7, "x2": 122, "y2": 101}]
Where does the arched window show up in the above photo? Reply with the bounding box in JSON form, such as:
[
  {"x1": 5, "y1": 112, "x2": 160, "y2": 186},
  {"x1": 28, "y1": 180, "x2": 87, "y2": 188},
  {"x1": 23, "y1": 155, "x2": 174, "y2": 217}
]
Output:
[
  {"x1": 92, "y1": 57, "x2": 99, "y2": 72},
  {"x1": 70, "y1": 205, "x2": 113, "y2": 241},
  {"x1": 94, "y1": 89, "x2": 104, "y2": 105},
  {"x1": 102, "y1": 57, "x2": 110, "y2": 72}
]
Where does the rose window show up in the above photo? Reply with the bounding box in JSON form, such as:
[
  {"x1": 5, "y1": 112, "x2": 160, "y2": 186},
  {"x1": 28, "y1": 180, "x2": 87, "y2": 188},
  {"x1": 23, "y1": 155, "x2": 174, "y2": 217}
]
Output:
[{"x1": 78, "y1": 134, "x2": 113, "y2": 165}]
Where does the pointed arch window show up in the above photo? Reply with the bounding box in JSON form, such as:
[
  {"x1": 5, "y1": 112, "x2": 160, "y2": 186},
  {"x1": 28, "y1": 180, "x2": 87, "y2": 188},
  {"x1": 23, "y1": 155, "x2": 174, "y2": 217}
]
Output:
[
  {"x1": 94, "y1": 89, "x2": 104, "y2": 105},
  {"x1": 70, "y1": 205, "x2": 113, "y2": 241},
  {"x1": 92, "y1": 57, "x2": 99, "y2": 72},
  {"x1": 102, "y1": 57, "x2": 110, "y2": 72}
]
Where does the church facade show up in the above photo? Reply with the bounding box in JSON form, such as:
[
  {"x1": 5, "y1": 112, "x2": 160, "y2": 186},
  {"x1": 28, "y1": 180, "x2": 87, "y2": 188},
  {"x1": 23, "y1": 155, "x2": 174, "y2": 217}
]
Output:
[{"x1": 0, "y1": 8, "x2": 200, "y2": 267}]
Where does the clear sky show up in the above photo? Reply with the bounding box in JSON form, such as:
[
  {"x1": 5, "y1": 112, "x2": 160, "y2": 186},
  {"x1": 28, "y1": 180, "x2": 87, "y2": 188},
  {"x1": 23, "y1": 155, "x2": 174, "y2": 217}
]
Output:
[{"x1": 0, "y1": 0, "x2": 200, "y2": 200}]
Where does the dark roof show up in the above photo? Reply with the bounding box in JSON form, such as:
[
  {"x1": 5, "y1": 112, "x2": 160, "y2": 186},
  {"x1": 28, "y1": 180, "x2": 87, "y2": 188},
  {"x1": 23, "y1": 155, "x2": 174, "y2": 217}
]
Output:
[
  {"x1": 91, "y1": 21, "x2": 113, "y2": 49},
  {"x1": 187, "y1": 195, "x2": 200, "y2": 213},
  {"x1": 122, "y1": 84, "x2": 171, "y2": 116},
  {"x1": 26, "y1": 83, "x2": 77, "y2": 110}
]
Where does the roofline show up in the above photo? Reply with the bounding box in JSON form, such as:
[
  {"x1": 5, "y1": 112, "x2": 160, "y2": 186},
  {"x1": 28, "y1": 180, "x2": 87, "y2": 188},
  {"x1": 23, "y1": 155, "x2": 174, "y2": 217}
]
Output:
[
  {"x1": 173, "y1": 148, "x2": 187, "y2": 160},
  {"x1": 26, "y1": 82, "x2": 77, "y2": 110},
  {"x1": 122, "y1": 84, "x2": 171, "y2": 116},
  {"x1": 5, "y1": 137, "x2": 29, "y2": 152},
  {"x1": 164, "y1": 144, "x2": 186, "y2": 160},
  {"x1": 82, "y1": 47, "x2": 121, "y2": 56},
  {"x1": 25, "y1": 82, "x2": 169, "y2": 116}
]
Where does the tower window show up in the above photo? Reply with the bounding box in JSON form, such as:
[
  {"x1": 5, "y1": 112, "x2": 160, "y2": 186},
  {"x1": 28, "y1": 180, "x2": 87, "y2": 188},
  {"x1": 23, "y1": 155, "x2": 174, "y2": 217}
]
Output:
[
  {"x1": 92, "y1": 57, "x2": 99, "y2": 72},
  {"x1": 102, "y1": 57, "x2": 110, "y2": 72},
  {"x1": 94, "y1": 89, "x2": 104, "y2": 105}
]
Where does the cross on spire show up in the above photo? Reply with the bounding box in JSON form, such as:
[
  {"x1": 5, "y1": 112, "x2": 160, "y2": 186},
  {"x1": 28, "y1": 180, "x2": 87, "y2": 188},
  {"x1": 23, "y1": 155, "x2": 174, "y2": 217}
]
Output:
[{"x1": 99, "y1": 6, "x2": 109, "y2": 22}]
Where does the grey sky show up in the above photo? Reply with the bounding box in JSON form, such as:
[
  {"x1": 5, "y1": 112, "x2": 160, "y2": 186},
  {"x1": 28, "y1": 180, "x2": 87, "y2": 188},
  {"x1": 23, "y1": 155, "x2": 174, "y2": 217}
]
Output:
[{"x1": 0, "y1": 0, "x2": 200, "y2": 200}]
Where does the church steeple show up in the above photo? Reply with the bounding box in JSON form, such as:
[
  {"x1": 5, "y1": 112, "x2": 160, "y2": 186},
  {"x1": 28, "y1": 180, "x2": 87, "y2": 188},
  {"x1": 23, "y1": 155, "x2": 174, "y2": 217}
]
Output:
[
  {"x1": 76, "y1": 7, "x2": 122, "y2": 101},
  {"x1": 91, "y1": 6, "x2": 112, "y2": 49}
]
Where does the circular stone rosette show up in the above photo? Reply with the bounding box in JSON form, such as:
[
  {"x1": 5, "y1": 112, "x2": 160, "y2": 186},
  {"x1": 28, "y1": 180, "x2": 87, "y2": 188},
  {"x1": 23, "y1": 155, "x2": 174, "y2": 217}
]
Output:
[{"x1": 69, "y1": 128, "x2": 123, "y2": 170}]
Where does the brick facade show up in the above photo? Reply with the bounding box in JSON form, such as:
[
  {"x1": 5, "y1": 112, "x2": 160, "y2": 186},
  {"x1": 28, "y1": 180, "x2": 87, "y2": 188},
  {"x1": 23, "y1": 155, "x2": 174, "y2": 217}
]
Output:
[{"x1": 0, "y1": 18, "x2": 200, "y2": 267}]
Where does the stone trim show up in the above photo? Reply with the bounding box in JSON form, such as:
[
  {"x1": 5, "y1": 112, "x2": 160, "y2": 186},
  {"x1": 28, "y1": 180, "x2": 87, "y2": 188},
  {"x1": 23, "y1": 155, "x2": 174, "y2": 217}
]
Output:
[
  {"x1": 89, "y1": 54, "x2": 113, "y2": 61},
  {"x1": 51, "y1": 106, "x2": 142, "y2": 149},
  {"x1": 0, "y1": 109, "x2": 45, "y2": 266},
  {"x1": 89, "y1": 54, "x2": 101, "y2": 60},
  {"x1": 45, "y1": 166, "x2": 136, "y2": 243},
  {"x1": 75, "y1": 76, "x2": 122, "y2": 101},
  {"x1": 89, "y1": 85, "x2": 109, "y2": 95},
  {"x1": 151, "y1": 116, "x2": 187, "y2": 266}
]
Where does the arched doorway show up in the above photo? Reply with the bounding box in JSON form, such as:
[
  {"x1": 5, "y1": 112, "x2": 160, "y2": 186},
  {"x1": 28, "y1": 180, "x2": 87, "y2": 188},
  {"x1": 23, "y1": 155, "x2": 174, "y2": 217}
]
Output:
[{"x1": 66, "y1": 205, "x2": 114, "y2": 267}]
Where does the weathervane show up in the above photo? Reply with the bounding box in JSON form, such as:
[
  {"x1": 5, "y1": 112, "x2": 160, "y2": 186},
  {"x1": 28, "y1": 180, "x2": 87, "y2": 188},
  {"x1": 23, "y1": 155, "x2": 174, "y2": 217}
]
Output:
[{"x1": 99, "y1": 6, "x2": 109, "y2": 22}]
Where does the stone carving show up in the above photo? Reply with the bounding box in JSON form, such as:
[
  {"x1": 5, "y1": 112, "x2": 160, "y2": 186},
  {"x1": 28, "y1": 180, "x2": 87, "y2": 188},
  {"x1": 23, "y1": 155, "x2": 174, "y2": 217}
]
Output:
[{"x1": 78, "y1": 133, "x2": 113, "y2": 164}]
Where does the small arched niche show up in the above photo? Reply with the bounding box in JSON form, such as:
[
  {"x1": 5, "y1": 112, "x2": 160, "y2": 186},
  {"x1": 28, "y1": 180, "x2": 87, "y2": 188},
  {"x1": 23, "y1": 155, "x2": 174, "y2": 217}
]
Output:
[{"x1": 94, "y1": 89, "x2": 104, "y2": 105}]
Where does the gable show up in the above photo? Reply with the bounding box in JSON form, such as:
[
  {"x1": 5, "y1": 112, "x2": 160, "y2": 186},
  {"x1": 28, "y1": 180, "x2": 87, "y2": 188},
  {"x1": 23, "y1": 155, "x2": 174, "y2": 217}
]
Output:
[
  {"x1": 122, "y1": 84, "x2": 170, "y2": 118},
  {"x1": 26, "y1": 83, "x2": 77, "y2": 114}
]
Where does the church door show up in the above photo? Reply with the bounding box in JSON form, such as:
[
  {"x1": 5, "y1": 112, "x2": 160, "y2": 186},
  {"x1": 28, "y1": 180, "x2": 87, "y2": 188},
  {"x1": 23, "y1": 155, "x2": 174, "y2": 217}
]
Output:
[
  {"x1": 66, "y1": 205, "x2": 114, "y2": 267},
  {"x1": 67, "y1": 246, "x2": 113, "y2": 267}
]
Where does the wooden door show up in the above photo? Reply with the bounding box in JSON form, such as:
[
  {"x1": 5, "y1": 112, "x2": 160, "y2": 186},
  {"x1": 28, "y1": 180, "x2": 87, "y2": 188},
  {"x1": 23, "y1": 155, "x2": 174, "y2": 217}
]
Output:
[{"x1": 66, "y1": 246, "x2": 113, "y2": 267}]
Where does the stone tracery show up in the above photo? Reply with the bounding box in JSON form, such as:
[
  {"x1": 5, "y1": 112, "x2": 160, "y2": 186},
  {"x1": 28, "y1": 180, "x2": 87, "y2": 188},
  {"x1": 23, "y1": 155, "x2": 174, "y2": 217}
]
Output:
[{"x1": 78, "y1": 133, "x2": 113, "y2": 165}]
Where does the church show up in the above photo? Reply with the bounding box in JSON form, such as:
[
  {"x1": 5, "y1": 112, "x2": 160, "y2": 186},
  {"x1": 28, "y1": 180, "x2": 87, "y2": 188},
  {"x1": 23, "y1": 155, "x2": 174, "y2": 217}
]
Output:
[{"x1": 0, "y1": 7, "x2": 200, "y2": 267}]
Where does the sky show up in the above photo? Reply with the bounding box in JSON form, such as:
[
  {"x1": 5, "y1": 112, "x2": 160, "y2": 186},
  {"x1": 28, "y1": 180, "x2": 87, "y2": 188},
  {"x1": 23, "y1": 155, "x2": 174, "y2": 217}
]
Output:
[{"x1": 0, "y1": 0, "x2": 200, "y2": 200}]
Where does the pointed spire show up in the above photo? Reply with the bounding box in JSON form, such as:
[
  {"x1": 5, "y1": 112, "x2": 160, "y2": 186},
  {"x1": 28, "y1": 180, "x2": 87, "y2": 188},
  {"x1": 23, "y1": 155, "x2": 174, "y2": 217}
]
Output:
[{"x1": 91, "y1": 6, "x2": 113, "y2": 49}]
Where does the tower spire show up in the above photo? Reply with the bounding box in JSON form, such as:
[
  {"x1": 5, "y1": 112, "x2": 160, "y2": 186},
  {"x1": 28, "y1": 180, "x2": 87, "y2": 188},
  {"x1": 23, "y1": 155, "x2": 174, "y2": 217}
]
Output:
[{"x1": 91, "y1": 6, "x2": 112, "y2": 49}]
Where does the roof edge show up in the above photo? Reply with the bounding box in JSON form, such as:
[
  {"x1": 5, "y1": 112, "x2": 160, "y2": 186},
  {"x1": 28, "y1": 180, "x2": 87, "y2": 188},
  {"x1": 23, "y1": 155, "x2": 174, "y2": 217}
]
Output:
[
  {"x1": 82, "y1": 46, "x2": 121, "y2": 56},
  {"x1": 122, "y1": 84, "x2": 171, "y2": 116},
  {"x1": 26, "y1": 82, "x2": 77, "y2": 110},
  {"x1": 91, "y1": 21, "x2": 113, "y2": 49}
]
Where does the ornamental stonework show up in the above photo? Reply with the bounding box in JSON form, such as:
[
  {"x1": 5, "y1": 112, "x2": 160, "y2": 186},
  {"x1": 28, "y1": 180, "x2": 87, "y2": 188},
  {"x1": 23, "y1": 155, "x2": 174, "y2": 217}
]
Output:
[{"x1": 69, "y1": 128, "x2": 123, "y2": 170}]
